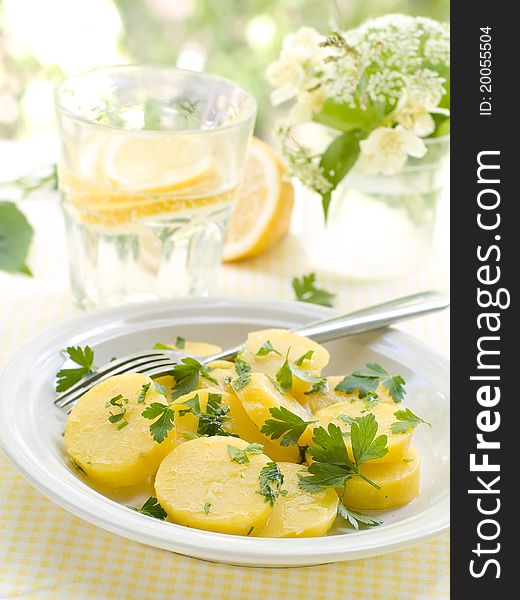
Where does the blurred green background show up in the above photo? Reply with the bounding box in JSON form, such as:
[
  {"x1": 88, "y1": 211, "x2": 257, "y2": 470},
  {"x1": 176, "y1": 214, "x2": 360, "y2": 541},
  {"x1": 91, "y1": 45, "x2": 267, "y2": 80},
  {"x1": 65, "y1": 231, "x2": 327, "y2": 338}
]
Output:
[{"x1": 0, "y1": 0, "x2": 449, "y2": 141}]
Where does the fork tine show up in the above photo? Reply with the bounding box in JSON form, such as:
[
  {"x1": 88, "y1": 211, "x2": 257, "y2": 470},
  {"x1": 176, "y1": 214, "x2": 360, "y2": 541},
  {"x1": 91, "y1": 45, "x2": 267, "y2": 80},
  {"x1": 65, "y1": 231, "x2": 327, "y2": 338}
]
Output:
[
  {"x1": 55, "y1": 356, "x2": 177, "y2": 409},
  {"x1": 54, "y1": 350, "x2": 176, "y2": 406}
]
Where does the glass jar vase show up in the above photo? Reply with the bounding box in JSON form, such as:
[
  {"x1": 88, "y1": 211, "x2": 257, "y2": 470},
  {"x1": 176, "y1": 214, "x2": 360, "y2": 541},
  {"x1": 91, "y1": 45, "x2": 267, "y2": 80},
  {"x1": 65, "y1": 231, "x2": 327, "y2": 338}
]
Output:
[{"x1": 301, "y1": 136, "x2": 449, "y2": 280}]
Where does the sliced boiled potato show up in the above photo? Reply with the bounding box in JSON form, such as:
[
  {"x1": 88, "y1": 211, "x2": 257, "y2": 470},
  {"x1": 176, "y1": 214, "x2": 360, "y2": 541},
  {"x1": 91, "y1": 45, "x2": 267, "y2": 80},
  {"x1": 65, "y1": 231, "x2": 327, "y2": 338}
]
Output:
[
  {"x1": 172, "y1": 386, "x2": 295, "y2": 461},
  {"x1": 300, "y1": 400, "x2": 412, "y2": 463},
  {"x1": 154, "y1": 436, "x2": 272, "y2": 534},
  {"x1": 342, "y1": 446, "x2": 420, "y2": 510},
  {"x1": 233, "y1": 372, "x2": 311, "y2": 462},
  {"x1": 238, "y1": 329, "x2": 329, "y2": 401},
  {"x1": 64, "y1": 373, "x2": 175, "y2": 487},
  {"x1": 257, "y1": 463, "x2": 338, "y2": 538},
  {"x1": 306, "y1": 376, "x2": 393, "y2": 413}
]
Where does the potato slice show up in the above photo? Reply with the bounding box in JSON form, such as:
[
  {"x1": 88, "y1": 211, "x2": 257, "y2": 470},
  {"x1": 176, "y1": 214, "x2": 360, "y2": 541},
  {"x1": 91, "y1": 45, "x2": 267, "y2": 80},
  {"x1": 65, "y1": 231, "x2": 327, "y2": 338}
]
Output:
[
  {"x1": 300, "y1": 400, "x2": 412, "y2": 463},
  {"x1": 154, "y1": 436, "x2": 272, "y2": 535},
  {"x1": 342, "y1": 446, "x2": 420, "y2": 510},
  {"x1": 172, "y1": 387, "x2": 297, "y2": 462},
  {"x1": 64, "y1": 373, "x2": 175, "y2": 487},
  {"x1": 233, "y1": 372, "x2": 311, "y2": 462},
  {"x1": 160, "y1": 341, "x2": 222, "y2": 357},
  {"x1": 257, "y1": 462, "x2": 338, "y2": 538},
  {"x1": 306, "y1": 376, "x2": 394, "y2": 413},
  {"x1": 239, "y1": 329, "x2": 329, "y2": 401}
]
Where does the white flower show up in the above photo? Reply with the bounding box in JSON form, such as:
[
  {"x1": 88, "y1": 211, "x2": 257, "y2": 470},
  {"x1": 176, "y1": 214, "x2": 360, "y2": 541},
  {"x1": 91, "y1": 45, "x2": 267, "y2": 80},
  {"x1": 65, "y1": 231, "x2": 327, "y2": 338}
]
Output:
[
  {"x1": 281, "y1": 26, "x2": 325, "y2": 63},
  {"x1": 358, "y1": 126, "x2": 427, "y2": 175},
  {"x1": 288, "y1": 86, "x2": 326, "y2": 123},
  {"x1": 266, "y1": 57, "x2": 306, "y2": 106}
]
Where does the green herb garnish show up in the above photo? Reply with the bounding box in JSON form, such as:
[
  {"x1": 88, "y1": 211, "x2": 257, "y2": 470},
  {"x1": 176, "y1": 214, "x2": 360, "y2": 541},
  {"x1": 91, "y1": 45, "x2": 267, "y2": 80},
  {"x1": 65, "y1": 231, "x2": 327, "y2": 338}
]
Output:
[
  {"x1": 55, "y1": 345, "x2": 96, "y2": 392},
  {"x1": 261, "y1": 406, "x2": 317, "y2": 447},
  {"x1": 170, "y1": 357, "x2": 217, "y2": 399},
  {"x1": 255, "y1": 341, "x2": 281, "y2": 357},
  {"x1": 227, "y1": 443, "x2": 264, "y2": 464},
  {"x1": 258, "y1": 461, "x2": 286, "y2": 506},
  {"x1": 130, "y1": 496, "x2": 167, "y2": 520},
  {"x1": 298, "y1": 414, "x2": 388, "y2": 493},
  {"x1": 231, "y1": 373, "x2": 251, "y2": 391},
  {"x1": 335, "y1": 362, "x2": 406, "y2": 403},
  {"x1": 177, "y1": 393, "x2": 235, "y2": 437},
  {"x1": 203, "y1": 502, "x2": 211, "y2": 515},
  {"x1": 141, "y1": 402, "x2": 175, "y2": 443},
  {"x1": 391, "y1": 408, "x2": 431, "y2": 434},
  {"x1": 338, "y1": 503, "x2": 383, "y2": 530},
  {"x1": 295, "y1": 350, "x2": 314, "y2": 366},
  {"x1": 138, "y1": 383, "x2": 151, "y2": 404},
  {"x1": 0, "y1": 201, "x2": 34, "y2": 276},
  {"x1": 292, "y1": 273, "x2": 335, "y2": 307},
  {"x1": 234, "y1": 358, "x2": 252, "y2": 376},
  {"x1": 276, "y1": 349, "x2": 326, "y2": 392}
]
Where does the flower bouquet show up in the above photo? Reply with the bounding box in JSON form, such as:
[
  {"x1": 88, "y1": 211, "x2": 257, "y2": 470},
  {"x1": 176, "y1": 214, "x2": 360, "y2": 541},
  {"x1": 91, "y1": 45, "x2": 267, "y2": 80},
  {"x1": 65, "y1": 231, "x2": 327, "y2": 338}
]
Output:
[{"x1": 268, "y1": 15, "x2": 450, "y2": 279}]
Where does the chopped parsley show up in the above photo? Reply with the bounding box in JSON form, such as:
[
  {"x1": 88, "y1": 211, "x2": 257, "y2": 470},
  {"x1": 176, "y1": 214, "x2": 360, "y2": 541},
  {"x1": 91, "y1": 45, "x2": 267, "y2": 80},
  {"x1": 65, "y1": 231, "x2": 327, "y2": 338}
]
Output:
[
  {"x1": 258, "y1": 461, "x2": 287, "y2": 506},
  {"x1": 203, "y1": 502, "x2": 211, "y2": 515},
  {"x1": 276, "y1": 349, "x2": 326, "y2": 392},
  {"x1": 231, "y1": 373, "x2": 251, "y2": 391},
  {"x1": 335, "y1": 362, "x2": 406, "y2": 403},
  {"x1": 260, "y1": 406, "x2": 317, "y2": 446},
  {"x1": 255, "y1": 341, "x2": 281, "y2": 357},
  {"x1": 130, "y1": 497, "x2": 167, "y2": 520},
  {"x1": 227, "y1": 443, "x2": 264, "y2": 464},
  {"x1": 170, "y1": 357, "x2": 217, "y2": 399},
  {"x1": 55, "y1": 345, "x2": 96, "y2": 392},
  {"x1": 141, "y1": 402, "x2": 175, "y2": 443},
  {"x1": 338, "y1": 503, "x2": 383, "y2": 530},
  {"x1": 138, "y1": 383, "x2": 151, "y2": 404},
  {"x1": 295, "y1": 350, "x2": 314, "y2": 366},
  {"x1": 391, "y1": 408, "x2": 431, "y2": 434},
  {"x1": 177, "y1": 393, "x2": 235, "y2": 437},
  {"x1": 292, "y1": 273, "x2": 335, "y2": 307}
]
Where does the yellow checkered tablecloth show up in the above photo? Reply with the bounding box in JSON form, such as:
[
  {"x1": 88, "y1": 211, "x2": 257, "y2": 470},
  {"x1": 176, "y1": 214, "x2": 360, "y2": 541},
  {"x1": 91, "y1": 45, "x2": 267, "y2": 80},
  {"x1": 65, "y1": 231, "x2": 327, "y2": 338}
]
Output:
[{"x1": 0, "y1": 190, "x2": 450, "y2": 599}]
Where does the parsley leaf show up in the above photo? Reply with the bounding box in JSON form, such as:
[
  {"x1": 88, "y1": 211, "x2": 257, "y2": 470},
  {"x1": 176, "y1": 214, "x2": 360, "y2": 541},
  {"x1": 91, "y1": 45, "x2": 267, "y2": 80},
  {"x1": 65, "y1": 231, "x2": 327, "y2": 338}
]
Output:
[
  {"x1": 292, "y1": 273, "x2": 335, "y2": 307},
  {"x1": 55, "y1": 346, "x2": 96, "y2": 392},
  {"x1": 130, "y1": 496, "x2": 167, "y2": 520},
  {"x1": 154, "y1": 336, "x2": 186, "y2": 350},
  {"x1": 261, "y1": 406, "x2": 317, "y2": 446},
  {"x1": 177, "y1": 393, "x2": 234, "y2": 437},
  {"x1": 138, "y1": 383, "x2": 151, "y2": 404},
  {"x1": 338, "y1": 502, "x2": 383, "y2": 530},
  {"x1": 335, "y1": 362, "x2": 406, "y2": 403},
  {"x1": 227, "y1": 443, "x2": 264, "y2": 464},
  {"x1": 295, "y1": 350, "x2": 314, "y2": 366},
  {"x1": 391, "y1": 408, "x2": 431, "y2": 434},
  {"x1": 298, "y1": 417, "x2": 388, "y2": 493},
  {"x1": 232, "y1": 373, "x2": 251, "y2": 391},
  {"x1": 203, "y1": 502, "x2": 211, "y2": 515},
  {"x1": 141, "y1": 402, "x2": 175, "y2": 443},
  {"x1": 0, "y1": 201, "x2": 34, "y2": 275},
  {"x1": 255, "y1": 341, "x2": 281, "y2": 357},
  {"x1": 275, "y1": 349, "x2": 326, "y2": 392},
  {"x1": 170, "y1": 357, "x2": 217, "y2": 399},
  {"x1": 234, "y1": 357, "x2": 252, "y2": 376},
  {"x1": 175, "y1": 336, "x2": 186, "y2": 349},
  {"x1": 258, "y1": 461, "x2": 286, "y2": 506}
]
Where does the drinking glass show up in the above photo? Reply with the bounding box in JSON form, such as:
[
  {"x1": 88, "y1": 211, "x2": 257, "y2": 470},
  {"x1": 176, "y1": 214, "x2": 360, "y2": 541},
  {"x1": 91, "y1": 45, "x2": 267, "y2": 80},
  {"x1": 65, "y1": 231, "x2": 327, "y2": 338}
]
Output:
[{"x1": 55, "y1": 66, "x2": 256, "y2": 309}]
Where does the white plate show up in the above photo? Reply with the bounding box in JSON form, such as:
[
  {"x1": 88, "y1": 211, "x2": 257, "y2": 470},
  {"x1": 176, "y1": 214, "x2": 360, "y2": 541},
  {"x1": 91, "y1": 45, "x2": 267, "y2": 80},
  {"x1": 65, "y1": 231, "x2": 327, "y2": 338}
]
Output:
[{"x1": 0, "y1": 298, "x2": 449, "y2": 567}]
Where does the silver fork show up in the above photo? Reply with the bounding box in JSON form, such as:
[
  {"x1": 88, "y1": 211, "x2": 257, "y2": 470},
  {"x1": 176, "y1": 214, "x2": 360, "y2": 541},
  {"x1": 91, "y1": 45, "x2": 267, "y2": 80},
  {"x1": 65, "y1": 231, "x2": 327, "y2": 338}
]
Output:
[{"x1": 54, "y1": 291, "x2": 449, "y2": 410}]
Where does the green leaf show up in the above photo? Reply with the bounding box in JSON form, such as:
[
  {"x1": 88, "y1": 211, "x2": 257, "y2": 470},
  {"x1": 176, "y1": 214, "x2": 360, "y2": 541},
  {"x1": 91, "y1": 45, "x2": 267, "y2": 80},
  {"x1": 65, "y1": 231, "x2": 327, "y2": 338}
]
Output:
[
  {"x1": 130, "y1": 496, "x2": 167, "y2": 520},
  {"x1": 255, "y1": 341, "x2": 281, "y2": 357},
  {"x1": 295, "y1": 350, "x2": 314, "y2": 366},
  {"x1": 275, "y1": 349, "x2": 326, "y2": 392},
  {"x1": 55, "y1": 346, "x2": 96, "y2": 392},
  {"x1": 141, "y1": 402, "x2": 175, "y2": 443},
  {"x1": 175, "y1": 336, "x2": 186, "y2": 349},
  {"x1": 298, "y1": 462, "x2": 351, "y2": 492},
  {"x1": 335, "y1": 362, "x2": 406, "y2": 403},
  {"x1": 350, "y1": 413, "x2": 388, "y2": 465},
  {"x1": 227, "y1": 443, "x2": 264, "y2": 464},
  {"x1": 391, "y1": 408, "x2": 431, "y2": 434},
  {"x1": 314, "y1": 99, "x2": 383, "y2": 133},
  {"x1": 258, "y1": 461, "x2": 286, "y2": 507},
  {"x1": 203, "y1": 502, "x2": 211, "y2": 515},
  {"x1": 170, "y1": 357, "x2": 217, "y2": 399},
  {"x1": 231, "y1": 373, "x2": 251, "y2": 391},
  {"x1": 234, "y1": 358, "x2": 252, "y2": 376},
  {"x1": 261, "y1": 406, "x2": 316, "y2": 447},
  {"x1": 337, "y1": 503, "x2": 383, "y2": 530},
  {"x1": 138, "y1": 383, "x2": 151, "y2": 404},
  {"x1": 318, "y1": 131, "x2": 361, "y2": 221},
  {"x1": 0, "y1": 202, "x2": 33, "y2": 274},
  {"x1": 292, "y1": 273, "x2": 335, "y2": 307},
  {"x1": 177, "y1": 393, "x2": 234, "y2": 437}
]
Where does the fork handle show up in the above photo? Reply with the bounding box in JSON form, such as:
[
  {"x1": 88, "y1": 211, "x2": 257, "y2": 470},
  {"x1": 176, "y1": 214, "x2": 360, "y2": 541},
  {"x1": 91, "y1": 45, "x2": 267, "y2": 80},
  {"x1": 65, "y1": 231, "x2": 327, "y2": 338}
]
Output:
[{"x1": 203, "y1": 291, "x2": 449, "y2": 363}]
